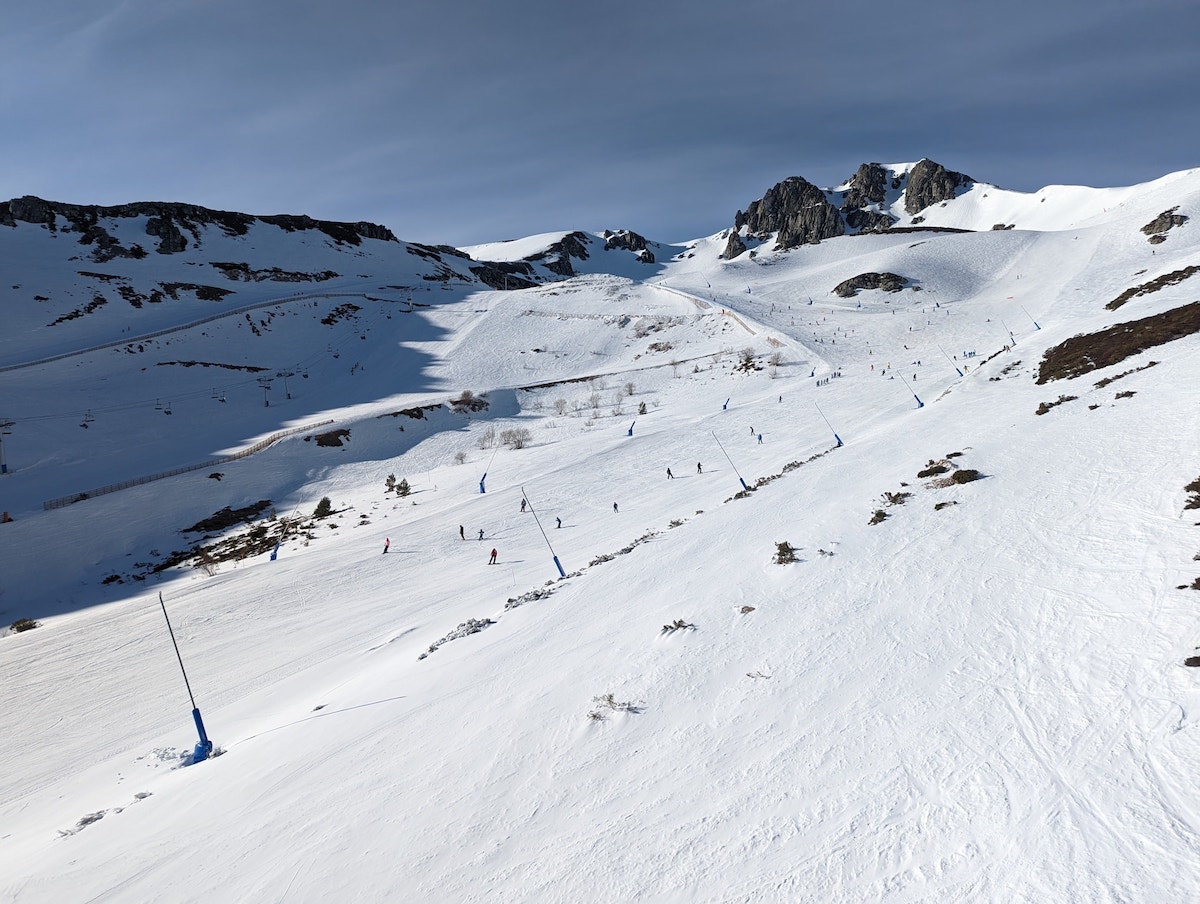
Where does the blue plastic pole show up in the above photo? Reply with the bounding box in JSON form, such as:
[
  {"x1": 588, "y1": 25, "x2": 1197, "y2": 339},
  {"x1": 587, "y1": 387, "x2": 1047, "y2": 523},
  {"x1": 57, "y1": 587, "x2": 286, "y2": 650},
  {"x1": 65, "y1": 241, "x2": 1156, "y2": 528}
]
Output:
[
  {"x1": 522, "y1": 486, "x2": 566, "y2": 579},
  {"x1": 813, "y1": 402, "x2": 844, "y2": 447},
  {"x1": 898, "y1": 375, "x2": 924, "y2": 409},
  {"x1": 712, "y1": 432, "x2": 749, "y2": 491},
  {"x1": 158, "y1": 593, "x2": 214, "y2": 764}
]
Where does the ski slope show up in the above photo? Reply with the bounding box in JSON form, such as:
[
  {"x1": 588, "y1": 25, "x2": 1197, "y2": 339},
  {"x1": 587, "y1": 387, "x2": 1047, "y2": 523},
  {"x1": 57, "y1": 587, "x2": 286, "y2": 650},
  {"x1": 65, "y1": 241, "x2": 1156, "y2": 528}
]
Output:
[{"x1": 2, "y1": 169, "x2": 1200, "y2": 902}]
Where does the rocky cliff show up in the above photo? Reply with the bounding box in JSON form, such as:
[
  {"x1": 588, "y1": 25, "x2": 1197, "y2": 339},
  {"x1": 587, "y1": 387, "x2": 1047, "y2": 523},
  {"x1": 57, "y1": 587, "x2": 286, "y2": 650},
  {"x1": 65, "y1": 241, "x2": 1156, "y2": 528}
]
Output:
[
  {"x1": 727, "y1": 158, "x2": 975, "y2": 254},
  {"x1": 0, "y1": 196, "x2": 399, "y2": 262}
]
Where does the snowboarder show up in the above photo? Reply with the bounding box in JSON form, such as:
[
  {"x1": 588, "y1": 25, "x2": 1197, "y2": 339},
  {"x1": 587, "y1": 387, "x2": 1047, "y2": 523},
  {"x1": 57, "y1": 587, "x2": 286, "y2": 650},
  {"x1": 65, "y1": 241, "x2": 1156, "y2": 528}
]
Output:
[
  {"x1": 478, "y1": 529, "x2": 485, "y2": 541},
  {"x1": 556, "y1": 517, "x2": 562, "y2": 529},
  {"x1": 459, "y1": 524, "x2": 465, "y2": 540},
  {"x1": 666, "y1": 467, "x2": 674, "y2": 479},
  {"x1": 489, "y1": 548, "x2": 498, "y2": 565},
  {"x1": 520, "y1": 498, "x2": 527, "y2": 513},
  {"x1": 697, "y1": 462, "x2": 702, "y2": 474},
  {"x1": 383, "y1": 538, "x2": 390, "y2": 554}
]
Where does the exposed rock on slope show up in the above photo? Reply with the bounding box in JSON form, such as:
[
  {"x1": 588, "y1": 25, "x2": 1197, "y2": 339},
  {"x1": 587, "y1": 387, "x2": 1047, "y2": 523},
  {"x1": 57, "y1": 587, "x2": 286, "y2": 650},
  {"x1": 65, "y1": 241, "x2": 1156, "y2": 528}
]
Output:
[
  {"x1": 840, "y1": 163, "x2": 897, "y2": 233},
  {"x1": 0, "y1": 195, "x2": 399, "y2": 261},
  {"x1": 1141, "y1": 207, "x2": 1189, "y2": 244},
  {"x1": 735, "y1": 177, "x2": 845, "y2": 251},
  {"x1": 832, "y1": 272, "x2": 912, "y2": 297},
  {"x1": 730, "y1": 158, "x2": 975, "y2": 252},
  {"x1": 903, "y1": 159, "x2": 974, "y2": 215}
]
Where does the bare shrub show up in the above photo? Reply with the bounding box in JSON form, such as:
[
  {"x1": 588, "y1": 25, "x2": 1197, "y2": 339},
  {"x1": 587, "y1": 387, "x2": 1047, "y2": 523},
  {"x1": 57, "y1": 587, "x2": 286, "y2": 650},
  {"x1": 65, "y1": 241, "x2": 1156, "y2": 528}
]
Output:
[{"x1": 500, "y1": 427, "x2": 532, "y2": 449}]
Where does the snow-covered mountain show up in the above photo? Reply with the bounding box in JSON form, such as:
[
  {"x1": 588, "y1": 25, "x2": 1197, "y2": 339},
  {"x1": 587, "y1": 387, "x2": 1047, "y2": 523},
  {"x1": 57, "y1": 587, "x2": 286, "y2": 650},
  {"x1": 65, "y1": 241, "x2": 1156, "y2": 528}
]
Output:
[{"x1": 2, "y1": 161, "x2": 1199, "y2": 902}]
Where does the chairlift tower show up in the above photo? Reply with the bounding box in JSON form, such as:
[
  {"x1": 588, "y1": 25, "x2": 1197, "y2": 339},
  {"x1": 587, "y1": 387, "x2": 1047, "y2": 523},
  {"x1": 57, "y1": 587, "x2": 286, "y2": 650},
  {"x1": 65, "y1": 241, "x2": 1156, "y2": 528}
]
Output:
[
  {"x1": 277, "y1": 371, "x2": 295, "y2": 399},
  {"x1": 257, "y1": 377, "x2": 272, "y2": 407},
  {"x1": 0, "y1": 419, "x2": 12, "y2": 474}
]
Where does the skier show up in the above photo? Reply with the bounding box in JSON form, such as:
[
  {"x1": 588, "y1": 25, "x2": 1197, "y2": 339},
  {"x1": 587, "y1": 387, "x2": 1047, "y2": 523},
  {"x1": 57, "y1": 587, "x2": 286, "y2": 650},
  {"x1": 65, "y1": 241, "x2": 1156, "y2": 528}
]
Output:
[
  {"x1": 383, "y1": 538, "x2": 390, "y2": 554},
  {"x1": 757, "y1": 434, "x2": 763, "y2": 444},
  {"x1": 556, "y1": 517, "x2": 562, "y2": 529},
  {"x1": 697, "y1": 462, "x2": 702, "y2": 474},
  {"x1": 478, "y1": 528, "x2": 485, "y2": 541},
  {"x1": 459, "y1": 524, "x2": 465, "y2": 540},
  {"x1": 666, "y1": 467, "x2": 674, "y2": 479},
  {"x1": 520, "y1": 498, "x2": 527, "y2": 513},
  {"x1": 489, "y1": 548, "x2": 498, "y2": 565},
  {"x1": 613, "y1": 502, "x2": 619, "y2": 513}
]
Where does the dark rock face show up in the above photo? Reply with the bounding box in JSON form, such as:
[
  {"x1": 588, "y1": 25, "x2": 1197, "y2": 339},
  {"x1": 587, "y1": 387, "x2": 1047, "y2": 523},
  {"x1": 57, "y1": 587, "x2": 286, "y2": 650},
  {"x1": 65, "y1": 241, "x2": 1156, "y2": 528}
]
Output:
[
  {"x1": 904, "y1": 159, "x2": 973, "y2": 215},
  {"x1": 0, "y1": 196, "x2": 399, "y2": 258},
  {"x1": 723, "y1": 231, "x2": 747, "y2": 259},
  {"x1": 735, "y1": 177, "x2": 845, "y2": 250},
  {"x1": 603, "y1": 229, "x2": 655, "y2": 263},
  {"x1": 838, "y1": 164, "x2": 896, "y2": 233},
  {"x1": 841, "y1": 163, "x2": 889, "y2": 211},
  {"x1": 146, "y1": 216, "x2": 188, "y2": 253},
  {"x1": 832, "y1": 272, "x2": 910, "y2": 297},
  {"x1": 1141, "y1": 207, "x2": 1188, "y2": 243},
  {"x1": 8, "y1": 196, "x2": 56, "y2": 225},
  {"x1": 523, "y1": 231, "x2": 592, "y2": 277},
  {"x1": 845, "y1": 209, "x2": 895, "y2": 233},
  {"x1": 469, "y1": 261, "x2": 539, "y2": 290}
]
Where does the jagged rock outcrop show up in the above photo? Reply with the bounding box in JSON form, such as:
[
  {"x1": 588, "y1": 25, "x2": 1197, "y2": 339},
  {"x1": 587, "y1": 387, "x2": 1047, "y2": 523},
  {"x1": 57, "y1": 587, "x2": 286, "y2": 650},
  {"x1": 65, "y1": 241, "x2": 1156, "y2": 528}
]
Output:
[
  {"x1": 145, "y1": 216, "x2": 188, "y2": 253},
  {"x1": 845, "y1": 209, "x2": 895, "y2": 233},
  {"x1": 723, "y1": 231, "x2": 747, "y2": 259},
  {"x1": 1141, "y1": 207, "x2": 1188, "y2": 244},
  {"x1": 841, "y1": 163, "x2": 890, "y2": 211},
  {"x1": 602, "y1": 229, "x2": 655, "y2": 263},
  {"x1": 904, "y1": 159, "x2": 973, "y2": 215},
  {"x1": 735, "y1": 177, "x2": 845, "y2": 250},
  {"x1": 524, "y1": 231, "x2": 592, "y2": 277},
  {"x1": 0, "y1": 196, "x2": 398, "y2": 258},
  {"x1": 469, "y1": 261, "x2": 539, "y2": 290},
  {"x1": 832, "y1": 272, "x2": 911, "y2": 297}
]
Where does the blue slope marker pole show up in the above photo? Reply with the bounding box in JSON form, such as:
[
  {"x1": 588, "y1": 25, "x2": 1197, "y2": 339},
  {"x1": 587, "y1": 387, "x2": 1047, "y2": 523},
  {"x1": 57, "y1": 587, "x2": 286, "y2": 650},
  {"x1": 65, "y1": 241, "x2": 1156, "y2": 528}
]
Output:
[
  {"x1": 813, "y1": 402, "x2": 843, "y2": 447},
  {"x1": 521, "y1": 485, "x2": 566, "y2": 578},
  {"x1": 898, "y1": 374, "x2": 924, "y2": 409},
  {"x1": 627, "y1": 420, "x2": 635, "y2": 437},
  {"x1": 712, "y1": 431, "x2": 749, "y2": 490},
  {"x1": 158, "y1": 592, "x2": 213, "y2": 764},
  {"x1": 479, "y1": 445, "x2": 500, "y2": 494},
  {"x1": 1000, "y1": 318, "x2": 1016, "y2": 347},
  {"x1": 936, "y1": 343, "x2": 965, "y2": 377},
  {"x1": 1020, "y1": 304, "x2": 1041, "y2": 330}
]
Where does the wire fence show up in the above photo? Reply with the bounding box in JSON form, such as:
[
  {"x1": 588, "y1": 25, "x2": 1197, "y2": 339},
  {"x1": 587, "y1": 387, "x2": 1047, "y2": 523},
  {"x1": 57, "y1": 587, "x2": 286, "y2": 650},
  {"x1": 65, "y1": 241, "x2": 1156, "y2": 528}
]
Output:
[{"x1": 42, "y1": 419, "x2": 334, "y2": 511}]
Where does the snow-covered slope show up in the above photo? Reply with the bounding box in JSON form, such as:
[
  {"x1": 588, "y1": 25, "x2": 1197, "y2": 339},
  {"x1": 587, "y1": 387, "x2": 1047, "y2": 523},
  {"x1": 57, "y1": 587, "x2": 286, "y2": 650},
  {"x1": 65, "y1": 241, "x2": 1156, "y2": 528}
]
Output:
[{"x1": 2, "y1": 166, "x2": 1200, "y2": 902}]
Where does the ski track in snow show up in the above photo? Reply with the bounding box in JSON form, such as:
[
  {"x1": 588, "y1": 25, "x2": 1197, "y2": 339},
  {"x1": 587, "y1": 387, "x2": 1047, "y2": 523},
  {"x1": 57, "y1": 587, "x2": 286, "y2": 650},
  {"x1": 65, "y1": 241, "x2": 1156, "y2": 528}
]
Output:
[{"x1": 2, "y1": 181, "x2": 1200, "y2": 900}]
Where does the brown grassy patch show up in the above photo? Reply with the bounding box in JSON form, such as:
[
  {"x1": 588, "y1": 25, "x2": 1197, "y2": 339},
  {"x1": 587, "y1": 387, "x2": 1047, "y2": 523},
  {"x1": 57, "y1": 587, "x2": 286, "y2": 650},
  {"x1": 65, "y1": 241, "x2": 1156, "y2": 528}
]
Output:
[
  {"x1": 1036, "y1": 302, "x2": 1200, "y2": 383},
  {"x1": 1106, "y1": 265, "x2": 1199, "y2": 311}
]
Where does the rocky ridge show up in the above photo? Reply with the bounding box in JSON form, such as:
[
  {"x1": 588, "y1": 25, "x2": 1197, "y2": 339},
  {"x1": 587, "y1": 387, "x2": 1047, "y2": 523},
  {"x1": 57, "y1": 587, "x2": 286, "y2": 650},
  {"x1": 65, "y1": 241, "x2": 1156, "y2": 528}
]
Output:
[{"x1": 726, "y1": 158, "x2": 974, "y2": 256}]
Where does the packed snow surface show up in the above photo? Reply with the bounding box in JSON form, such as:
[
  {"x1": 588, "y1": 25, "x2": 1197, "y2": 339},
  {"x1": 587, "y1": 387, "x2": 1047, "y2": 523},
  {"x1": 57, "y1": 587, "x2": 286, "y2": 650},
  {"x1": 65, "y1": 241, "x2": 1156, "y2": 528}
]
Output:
[{"x1": 2, "y1": 169, "x2": 1200, "y2": 902}]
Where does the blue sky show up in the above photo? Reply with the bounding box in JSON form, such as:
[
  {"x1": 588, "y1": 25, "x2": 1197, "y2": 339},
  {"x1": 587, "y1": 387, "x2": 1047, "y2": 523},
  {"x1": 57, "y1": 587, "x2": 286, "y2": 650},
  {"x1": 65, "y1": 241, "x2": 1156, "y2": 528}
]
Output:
[{"x1": 1, "y1": 0, "x2": 1197, "y2": 246}]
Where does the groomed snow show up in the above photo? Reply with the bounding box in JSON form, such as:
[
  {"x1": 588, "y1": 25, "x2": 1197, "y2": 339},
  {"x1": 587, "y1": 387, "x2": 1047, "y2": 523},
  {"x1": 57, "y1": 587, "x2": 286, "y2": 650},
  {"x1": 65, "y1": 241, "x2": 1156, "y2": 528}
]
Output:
[{"x1": 2, "y1": 170, "x2": 1200, "y2": 902}]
